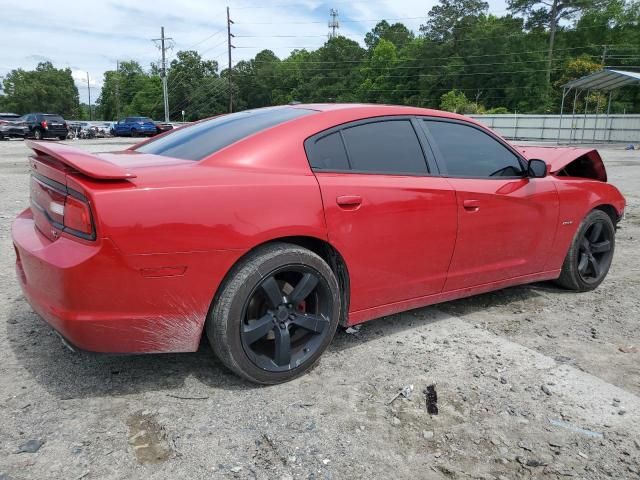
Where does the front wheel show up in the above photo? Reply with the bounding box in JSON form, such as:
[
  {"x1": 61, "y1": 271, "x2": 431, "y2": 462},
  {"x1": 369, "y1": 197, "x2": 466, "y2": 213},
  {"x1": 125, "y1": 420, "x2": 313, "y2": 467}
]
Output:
[
  {"x1": 207, "y1": 243, "x2": 341, "y2": 384},
  {"x1": 555, "y1": 209, "x2": 615, "y2": 292}
]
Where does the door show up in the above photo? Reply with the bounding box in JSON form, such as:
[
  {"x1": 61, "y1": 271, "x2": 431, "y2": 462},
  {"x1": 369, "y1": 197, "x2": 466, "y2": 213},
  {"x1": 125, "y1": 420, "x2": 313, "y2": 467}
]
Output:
[
  {"x1": 421, "y1": 119, "x2": 559, "y2": 291},
  {"x1": 306, "y1": 118, "x2": 458, "y2": 313}
]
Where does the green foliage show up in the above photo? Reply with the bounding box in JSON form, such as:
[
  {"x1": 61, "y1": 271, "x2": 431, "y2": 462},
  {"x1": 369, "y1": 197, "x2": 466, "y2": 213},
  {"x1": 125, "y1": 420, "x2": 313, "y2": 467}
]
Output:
[
  {"x1": 0, "y1": 62, "x2": 80, "y2": 117},
  {"x1": 2, "y1": 0, "x2": 639, "y2": 119},
  {"x1": 440, "y1": 89, "x2": 470, "y2": 112},
  {"x1": 420, "y1": 0, "x2": 489, "y2": 41},
  {"x1": 485, "y1": 107, "x2": 510, "y2": 114}
]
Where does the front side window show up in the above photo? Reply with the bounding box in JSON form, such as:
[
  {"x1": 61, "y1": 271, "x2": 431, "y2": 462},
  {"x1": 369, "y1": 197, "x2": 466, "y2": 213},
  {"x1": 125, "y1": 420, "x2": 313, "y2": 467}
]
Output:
[
  {"x1": 341, "y1": 120, "x2": 428, "y2": 175},
  {"x1": 423, "y1": 120, "x2": 524, "y2": 178}
]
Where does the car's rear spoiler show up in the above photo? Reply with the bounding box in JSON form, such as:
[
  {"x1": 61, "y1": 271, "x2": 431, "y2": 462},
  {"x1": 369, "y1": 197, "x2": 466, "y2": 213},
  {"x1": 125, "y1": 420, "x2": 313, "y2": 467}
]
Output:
[{"x1": 26, "y1": 140, "x2": 136, "y2": 180}]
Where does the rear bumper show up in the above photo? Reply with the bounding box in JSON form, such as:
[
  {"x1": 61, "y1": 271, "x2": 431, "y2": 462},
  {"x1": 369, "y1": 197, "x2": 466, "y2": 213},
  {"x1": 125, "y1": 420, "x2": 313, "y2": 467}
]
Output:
[{"x1": 12, "y1": 208, "x2": 242, "y2": 353}]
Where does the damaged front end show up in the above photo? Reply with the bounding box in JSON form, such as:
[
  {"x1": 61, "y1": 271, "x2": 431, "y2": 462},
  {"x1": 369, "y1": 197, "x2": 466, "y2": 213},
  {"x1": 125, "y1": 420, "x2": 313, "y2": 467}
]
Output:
[{"x1": 517, "y1": 146, "x2": 607, "y2": 182}]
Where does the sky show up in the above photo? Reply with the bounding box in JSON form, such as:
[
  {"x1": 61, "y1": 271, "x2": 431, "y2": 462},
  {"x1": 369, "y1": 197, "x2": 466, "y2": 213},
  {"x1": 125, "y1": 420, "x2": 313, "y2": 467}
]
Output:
[{"x1": 0, "y1": 0, "x2": 508, "y2": 105}]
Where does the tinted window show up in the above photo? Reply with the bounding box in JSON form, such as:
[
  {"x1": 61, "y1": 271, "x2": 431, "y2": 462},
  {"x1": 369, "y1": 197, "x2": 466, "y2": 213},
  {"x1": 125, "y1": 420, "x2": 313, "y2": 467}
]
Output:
[
  {"x1": 424, "y1": 120, "x2": 524, "y2": 177},
  {"x1": 341, "y1": 120, "x2": 427, "y2": 174},
  {"x1": 137, "y1": 107, "x2": 314, "y2": 161},
  {"x1": 306, "y1": 132, "x2": 349, "y2": 170},
  {"x1": 42, "y1": 114, "x2": 64, "y2": 122}
]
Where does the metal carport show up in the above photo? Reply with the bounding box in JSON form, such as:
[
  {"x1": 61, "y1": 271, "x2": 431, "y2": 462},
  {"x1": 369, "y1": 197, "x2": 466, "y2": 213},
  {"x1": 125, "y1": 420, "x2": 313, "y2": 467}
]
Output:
[{"x1": 558, "y1": 69, "x2": 640, "y2": 143}]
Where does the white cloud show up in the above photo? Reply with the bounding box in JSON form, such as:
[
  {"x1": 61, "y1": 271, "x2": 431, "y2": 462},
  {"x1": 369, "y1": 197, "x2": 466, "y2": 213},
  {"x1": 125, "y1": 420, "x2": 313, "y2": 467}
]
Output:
[{"x1": 0, "y1": 0, "x2": 507, "y2": 105}]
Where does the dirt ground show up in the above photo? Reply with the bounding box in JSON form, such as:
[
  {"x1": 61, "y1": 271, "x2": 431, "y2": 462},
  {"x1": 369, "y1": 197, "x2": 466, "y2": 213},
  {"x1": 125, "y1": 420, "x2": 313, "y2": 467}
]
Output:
[{"x1": 0, "y1": 137, "x2": 639, "y2": 480}]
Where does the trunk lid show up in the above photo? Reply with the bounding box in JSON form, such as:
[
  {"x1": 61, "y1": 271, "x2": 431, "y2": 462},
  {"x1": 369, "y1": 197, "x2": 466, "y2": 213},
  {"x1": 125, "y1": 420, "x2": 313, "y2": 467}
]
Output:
[{"x1": 26, "y1": 141, "x2": 192, "y2": 242}]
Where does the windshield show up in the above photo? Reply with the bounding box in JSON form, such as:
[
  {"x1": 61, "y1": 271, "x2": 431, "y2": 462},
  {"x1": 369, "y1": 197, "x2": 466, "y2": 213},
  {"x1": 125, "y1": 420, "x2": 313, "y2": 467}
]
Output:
[{"x1": 135, "y1": 107, "x2": 314, "y2": 161}]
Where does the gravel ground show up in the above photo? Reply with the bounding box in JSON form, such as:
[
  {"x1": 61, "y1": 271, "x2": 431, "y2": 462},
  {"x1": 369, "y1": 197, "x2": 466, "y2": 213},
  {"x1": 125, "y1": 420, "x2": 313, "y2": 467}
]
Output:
[{"x1": 0, "y1": 138, "x2": 639, "y2": 480}]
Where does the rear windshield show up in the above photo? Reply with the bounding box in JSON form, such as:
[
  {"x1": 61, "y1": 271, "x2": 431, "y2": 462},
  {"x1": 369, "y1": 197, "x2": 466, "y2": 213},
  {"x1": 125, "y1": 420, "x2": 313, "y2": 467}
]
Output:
[
  {"x1": 42, "y1": 114, "x2": 64, "y2": 122},
  {"x1": 135, "y1": 107, "x2": 314, "y2": 161}
]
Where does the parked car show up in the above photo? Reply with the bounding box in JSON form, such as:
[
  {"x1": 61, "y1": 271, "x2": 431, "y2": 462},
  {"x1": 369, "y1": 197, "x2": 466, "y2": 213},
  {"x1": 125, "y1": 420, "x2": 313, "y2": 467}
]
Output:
[
  {"x1": 0, "y1": 113, "x2": 28, "y2": 140},
  {"x1": 22, "y1": 113, "x2": 68, "y2": 140},
  {"x1": 112, "y1": 117, "x2": 157, "y2": 137},
  {"x1": 12, "y1": 104, "x2": 625, "y2": 384},
  {"x1": 154, "y1": 121, "x2": 174, "y2": 135}
]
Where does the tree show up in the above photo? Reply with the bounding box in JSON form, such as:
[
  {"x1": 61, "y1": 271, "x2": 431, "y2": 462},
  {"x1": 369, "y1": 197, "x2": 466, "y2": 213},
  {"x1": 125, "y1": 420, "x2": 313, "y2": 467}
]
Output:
[
  {"x1": 440, "y1": 89, "x2": 475, "y2": 112},
  {"x1": 420, "y1": 0, "x2": 489, "y2": 41},
  {"x1": 365, "y1": 21, "x2": 414, "y2": 50},
  {"x1": 1, "y1": 62, "x2": 80, "y2": 117},
  {"x1": 507, "y1": 0, "x2": 609, "y2": 87},
  {"x1": 167, "y1": 51, "x2": 219, "y2": 119}
]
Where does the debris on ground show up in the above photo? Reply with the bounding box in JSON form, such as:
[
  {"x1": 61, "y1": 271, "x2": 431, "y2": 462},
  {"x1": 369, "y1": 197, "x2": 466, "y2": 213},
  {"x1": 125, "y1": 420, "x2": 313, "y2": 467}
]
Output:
[
  {"x1": 387, "y1": 384, "x2": 414, "y2": 404},
  {"x1": 618, "y1": 345, "x2": 638, "y2": 353},
  {"x1": 548, "y1": 419, "x2": 603, "y2": 439},
  {"x1": 16, "y1": 439, "x2": 44, "y2": 454},
  {"x1": 424, "y1": 384, "x2": 438, "y2": 415},
  {"x1": 345, "y1": 326, "x2": 361, "y2": 334}
]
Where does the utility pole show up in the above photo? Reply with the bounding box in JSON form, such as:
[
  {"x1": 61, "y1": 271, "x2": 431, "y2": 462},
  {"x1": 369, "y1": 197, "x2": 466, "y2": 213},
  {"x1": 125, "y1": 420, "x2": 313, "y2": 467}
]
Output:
[
  {"x1": 115, "y1": 60, "x2": 121, "y2": 120},
  {"x1": 227, "y1": 7, "x2": 235, "y2": 113},
  {"x1": 328, "y1": 9, "x2": 339, "y2": 39},
  {"x1": 86, "y1": 72, "x2": 92, "y2": 120},
  {"x1": 545, "y1": 0, "x2": 558, "y2": 88},
  {"x1": 601, "y1": 44, "x2": 608, "y2": 67},
  {"x1": 153, "y1": 27, "x2": 173, "y2": 122}
]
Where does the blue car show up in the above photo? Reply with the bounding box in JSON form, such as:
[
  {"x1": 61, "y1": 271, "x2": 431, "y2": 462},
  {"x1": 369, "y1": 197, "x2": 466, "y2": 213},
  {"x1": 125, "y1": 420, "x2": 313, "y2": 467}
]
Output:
[{"x1": 112, "y1": 117, "x2": 158, "y2": 137}]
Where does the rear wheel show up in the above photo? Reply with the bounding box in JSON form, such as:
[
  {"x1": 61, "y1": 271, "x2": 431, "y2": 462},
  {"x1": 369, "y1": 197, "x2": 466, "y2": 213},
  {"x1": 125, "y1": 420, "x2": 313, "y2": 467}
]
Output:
[
  {"x1": 207, "y1": 243, "x2": 341, "y2": 384},
  {"x1": 131, "y1": 128, "x2": 138, "y2": 137},
  {"x1": 33, "y1": 129, "x2": 43, "y2": 140},
  {"x1": 556, "y1": 209, "x2": 615, "y2": 292},
  {"x1": 58, "y1": 135, "x2": 66, "y2": 140}
]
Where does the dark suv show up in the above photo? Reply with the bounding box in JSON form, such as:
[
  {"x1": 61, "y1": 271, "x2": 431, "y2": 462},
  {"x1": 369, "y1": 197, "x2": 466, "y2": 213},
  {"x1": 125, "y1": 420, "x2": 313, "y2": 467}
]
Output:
[
  {"x1": 0, "y1": 113, "x2": 28, "y2": 140},
  {"x1": 22, "y1": 113, "x2": 69, "y2": 140}
]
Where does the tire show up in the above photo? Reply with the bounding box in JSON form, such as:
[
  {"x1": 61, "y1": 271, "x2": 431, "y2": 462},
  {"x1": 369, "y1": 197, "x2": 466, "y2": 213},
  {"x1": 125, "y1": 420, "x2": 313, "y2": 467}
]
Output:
[
  {"x1": 131, "y1": 128, "x2": 138, "y2": 137},
  {"x1": 555, "y1": 209, "x2": 615, "y2": 292},
  {"x1": 207, "y1": 242, "x2": 341, "y2": 384},
  {"x1": 58, "y1": 136, "x2": 66, "y2": 140},
  {"x1": 33, "y1": 129, "x2": 43, "y2": 140}
]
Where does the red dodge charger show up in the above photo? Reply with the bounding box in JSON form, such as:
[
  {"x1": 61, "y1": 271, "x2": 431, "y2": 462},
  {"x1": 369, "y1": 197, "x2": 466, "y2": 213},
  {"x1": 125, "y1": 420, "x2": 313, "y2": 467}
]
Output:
[{"x1": 12, "y1": 104, "x2": 625, "y2": 384}]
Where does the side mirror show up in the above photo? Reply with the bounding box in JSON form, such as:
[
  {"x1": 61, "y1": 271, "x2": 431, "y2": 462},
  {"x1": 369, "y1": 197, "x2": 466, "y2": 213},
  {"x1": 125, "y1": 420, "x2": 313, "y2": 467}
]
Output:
[{"x1": 527, "y1": 159, "x2": 547, "y2": 178}]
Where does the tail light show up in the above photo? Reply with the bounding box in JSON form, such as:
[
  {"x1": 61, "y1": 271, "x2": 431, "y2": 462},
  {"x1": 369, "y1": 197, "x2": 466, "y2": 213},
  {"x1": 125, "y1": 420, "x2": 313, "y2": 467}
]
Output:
[
  {"x1": 63, "y1": 122, "x2": 67, "y2": 128},
  {"x1": 30, "y1": 174, "x2": 96, "y2": 241},
  {"x1": 41, "y1": 120, "x2": 48, "y2": 129},
  {"x1": 64, "y1": 195, "x2": 93, "y2": 235}
]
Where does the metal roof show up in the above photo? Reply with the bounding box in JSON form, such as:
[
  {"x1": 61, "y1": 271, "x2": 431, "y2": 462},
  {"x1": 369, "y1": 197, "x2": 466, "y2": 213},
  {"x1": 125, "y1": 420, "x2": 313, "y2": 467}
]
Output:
[{"x1": 562, "y1": 69, "x2": 640, "y2": 91}]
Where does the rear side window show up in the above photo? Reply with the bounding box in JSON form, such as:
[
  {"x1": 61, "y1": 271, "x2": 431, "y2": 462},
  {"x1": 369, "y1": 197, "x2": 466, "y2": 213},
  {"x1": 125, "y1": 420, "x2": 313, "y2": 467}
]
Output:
[
  {"x1": 341, "y1": 120, "x2": 428, "y2": 174},
  {"x1": 306, "y1": 132, "x2": 350, "y2": 170},
  {"x1": 423, "y1": 120, "x2": 524, "y2": 177},
  {"x1": 136, "y1": 107, "x2": 313, "y2": 161}
]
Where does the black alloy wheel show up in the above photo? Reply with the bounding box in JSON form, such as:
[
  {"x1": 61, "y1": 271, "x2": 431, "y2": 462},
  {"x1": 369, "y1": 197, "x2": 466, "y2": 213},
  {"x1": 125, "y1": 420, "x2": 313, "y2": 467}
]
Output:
[
  {"x1": 577, "y1": 220, "x2": 613, "y2": 284},
  {"x1": 240, "y1": 266, "x2": 332, "y2": 372},
  {"x1": 556, "y1": 209, "x2": 616, "y2": 292},
  {"x1": 207, "y1": 243, "x2": 341, "y2": 384}
]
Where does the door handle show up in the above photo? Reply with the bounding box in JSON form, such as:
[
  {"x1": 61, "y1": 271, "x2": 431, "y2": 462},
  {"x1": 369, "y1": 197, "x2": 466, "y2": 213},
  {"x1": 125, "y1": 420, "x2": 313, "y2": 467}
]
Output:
[
  {"x1": 336, "y1": 195, "x2": 362, "y2": 208},
  {"x1": 463, "y1": 199, "x2": 480, "y2": 211}
]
